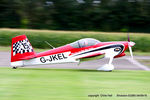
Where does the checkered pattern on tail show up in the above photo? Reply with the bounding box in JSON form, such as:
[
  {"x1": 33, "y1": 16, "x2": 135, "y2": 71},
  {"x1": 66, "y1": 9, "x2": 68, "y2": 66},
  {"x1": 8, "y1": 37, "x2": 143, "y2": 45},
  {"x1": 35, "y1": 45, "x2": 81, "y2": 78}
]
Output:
[{"x1": 13, "y1": 39, "x2": 33, "y2": 56}]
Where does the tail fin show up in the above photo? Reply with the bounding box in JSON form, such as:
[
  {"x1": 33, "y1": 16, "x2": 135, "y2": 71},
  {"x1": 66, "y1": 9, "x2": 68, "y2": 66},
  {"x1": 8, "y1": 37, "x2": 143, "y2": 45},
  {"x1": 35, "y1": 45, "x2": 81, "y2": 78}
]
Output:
[{"x1": 11, "y1": 35, "x2": 36, "y2": 63}]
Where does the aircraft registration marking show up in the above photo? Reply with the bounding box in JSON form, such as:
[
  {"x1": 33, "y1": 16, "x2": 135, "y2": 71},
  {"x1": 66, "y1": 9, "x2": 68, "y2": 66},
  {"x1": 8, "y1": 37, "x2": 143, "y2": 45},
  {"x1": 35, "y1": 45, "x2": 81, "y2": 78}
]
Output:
[{"x1": 40, "y1": 53, "x2": 68, "y2": 63}]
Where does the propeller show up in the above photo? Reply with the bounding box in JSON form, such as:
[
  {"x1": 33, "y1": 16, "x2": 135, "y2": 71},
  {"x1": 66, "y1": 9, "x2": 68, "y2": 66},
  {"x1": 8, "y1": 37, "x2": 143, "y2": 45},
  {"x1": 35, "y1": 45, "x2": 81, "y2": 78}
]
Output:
[{"x1": 127, "y1": 33, "x2": 135, "y2": 59}]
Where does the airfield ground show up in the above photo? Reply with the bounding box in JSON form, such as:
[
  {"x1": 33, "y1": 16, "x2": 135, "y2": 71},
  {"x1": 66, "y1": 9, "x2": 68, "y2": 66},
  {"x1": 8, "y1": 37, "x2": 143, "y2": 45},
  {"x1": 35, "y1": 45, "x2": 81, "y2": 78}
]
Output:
[
  {"x1": 0, "y1": 68, "x2": 150, "y2": 100},
  {"x1": 138, "y1": 59, "x2": 150, "y2": 68},
  {"x1": 0, "y1": 51, "x2": 150, "y2": 100}
]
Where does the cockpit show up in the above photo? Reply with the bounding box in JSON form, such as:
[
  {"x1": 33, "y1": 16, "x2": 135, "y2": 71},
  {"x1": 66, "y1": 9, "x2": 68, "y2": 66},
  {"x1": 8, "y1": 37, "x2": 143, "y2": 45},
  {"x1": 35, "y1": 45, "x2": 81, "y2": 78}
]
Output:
[{"x1": 70, "y1": 38, "x2": 101, "y2": 48}]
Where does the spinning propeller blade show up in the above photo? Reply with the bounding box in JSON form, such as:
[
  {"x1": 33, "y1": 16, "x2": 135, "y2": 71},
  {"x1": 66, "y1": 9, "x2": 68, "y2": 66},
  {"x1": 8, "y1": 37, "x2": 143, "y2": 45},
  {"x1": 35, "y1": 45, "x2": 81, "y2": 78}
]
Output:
[{"x1": 127, "y1": 33, "x2": 135, "y2": 59}]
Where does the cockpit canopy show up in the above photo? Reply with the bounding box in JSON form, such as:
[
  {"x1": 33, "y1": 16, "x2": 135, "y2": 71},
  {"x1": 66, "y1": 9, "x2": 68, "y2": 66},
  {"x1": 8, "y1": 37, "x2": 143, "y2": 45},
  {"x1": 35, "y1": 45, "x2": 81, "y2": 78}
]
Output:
[{"x1": 70, "y1": 38, "x2": 101, "y2": 48}]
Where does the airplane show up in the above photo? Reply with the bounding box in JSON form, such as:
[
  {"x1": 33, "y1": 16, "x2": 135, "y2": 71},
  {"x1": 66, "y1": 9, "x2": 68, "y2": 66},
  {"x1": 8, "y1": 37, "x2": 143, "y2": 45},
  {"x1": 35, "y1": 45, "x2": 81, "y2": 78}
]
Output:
[{"x1": 11, "y1": 34, "x2": 135, "y2": 71}]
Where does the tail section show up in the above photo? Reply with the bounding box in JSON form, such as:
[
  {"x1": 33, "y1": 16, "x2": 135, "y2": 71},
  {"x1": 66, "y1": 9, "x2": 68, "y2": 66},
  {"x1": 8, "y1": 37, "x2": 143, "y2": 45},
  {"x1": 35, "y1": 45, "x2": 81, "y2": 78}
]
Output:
[{"x1": 11, "y1": 35, "x2": 36, "y2": 67}]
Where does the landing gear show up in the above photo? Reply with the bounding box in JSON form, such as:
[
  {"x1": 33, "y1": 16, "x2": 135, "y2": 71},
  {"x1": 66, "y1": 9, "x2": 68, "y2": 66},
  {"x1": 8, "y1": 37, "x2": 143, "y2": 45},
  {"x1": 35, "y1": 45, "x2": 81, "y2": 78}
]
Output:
[
  {"x1": 12, "y1": 67, "x2": 18, "y2": 69},
  {"x1": 97, "y1": 57, "x2": 114, "y2": 71},
  {"x1": 97, "y1": 64, "x2": 114, "y2": 71}
]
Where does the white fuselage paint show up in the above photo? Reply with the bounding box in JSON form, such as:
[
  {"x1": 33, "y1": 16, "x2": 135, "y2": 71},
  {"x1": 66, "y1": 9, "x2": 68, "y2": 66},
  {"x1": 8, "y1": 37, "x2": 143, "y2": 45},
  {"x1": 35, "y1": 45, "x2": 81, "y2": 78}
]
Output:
[
  {"x1": 23, "y1": 52, "x2": 78, "y2": 66},
  {"x1": 11, "y1": 52, "x2": 78, "y2": 67}
]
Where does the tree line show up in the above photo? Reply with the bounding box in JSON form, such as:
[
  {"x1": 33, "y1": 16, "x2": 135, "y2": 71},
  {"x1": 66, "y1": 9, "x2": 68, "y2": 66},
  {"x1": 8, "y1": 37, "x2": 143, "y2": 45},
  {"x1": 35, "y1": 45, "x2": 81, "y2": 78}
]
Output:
[{"x1": 1, "y1": 0, "x2": 150, "y2": 32}]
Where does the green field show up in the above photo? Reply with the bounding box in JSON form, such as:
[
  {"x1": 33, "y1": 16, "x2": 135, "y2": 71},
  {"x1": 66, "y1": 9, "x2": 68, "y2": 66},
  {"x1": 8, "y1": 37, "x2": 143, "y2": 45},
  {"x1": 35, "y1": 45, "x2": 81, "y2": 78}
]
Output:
[
  {"x1": 0, "y1": 28, "x2": 150, "y2": 52},
  {"x1": 0, "y1": 67, "x2": 150, "y2": 100}
]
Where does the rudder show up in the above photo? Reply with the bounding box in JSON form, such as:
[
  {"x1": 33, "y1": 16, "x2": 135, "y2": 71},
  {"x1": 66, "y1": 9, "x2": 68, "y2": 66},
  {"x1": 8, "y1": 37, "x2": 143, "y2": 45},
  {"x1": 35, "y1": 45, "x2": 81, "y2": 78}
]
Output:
[{"x1": 11, "y1": 35, "x2": 36, "y2": 66}]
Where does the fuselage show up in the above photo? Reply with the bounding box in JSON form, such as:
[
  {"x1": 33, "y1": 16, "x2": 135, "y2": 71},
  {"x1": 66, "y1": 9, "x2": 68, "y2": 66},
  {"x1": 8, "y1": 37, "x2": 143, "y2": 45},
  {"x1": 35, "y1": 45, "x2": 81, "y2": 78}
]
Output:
[{"x1": 10, "y1": 35, "x2": 135, "y2": 69}]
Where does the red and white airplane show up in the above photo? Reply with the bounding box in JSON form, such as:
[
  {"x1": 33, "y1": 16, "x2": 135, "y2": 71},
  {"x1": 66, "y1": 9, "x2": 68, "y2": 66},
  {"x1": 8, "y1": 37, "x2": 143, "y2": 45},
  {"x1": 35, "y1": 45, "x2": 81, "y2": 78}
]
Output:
[{"x1": 11, "y1": 34, "x2": 135, "y2": 71}]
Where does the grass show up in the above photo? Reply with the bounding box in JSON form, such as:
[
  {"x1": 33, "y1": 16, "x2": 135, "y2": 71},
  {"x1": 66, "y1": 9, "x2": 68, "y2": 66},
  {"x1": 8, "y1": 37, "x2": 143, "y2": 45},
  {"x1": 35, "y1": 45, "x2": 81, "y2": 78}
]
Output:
[
  {"x1": 126, "y1": 52, "x2": 150, "y2": 56},
  {"x1": 0, "y1": 67, "x2": 150, "y2": 100},
  {"x1": 0, "y1": 28, "x2": 150, "y2": 52}
]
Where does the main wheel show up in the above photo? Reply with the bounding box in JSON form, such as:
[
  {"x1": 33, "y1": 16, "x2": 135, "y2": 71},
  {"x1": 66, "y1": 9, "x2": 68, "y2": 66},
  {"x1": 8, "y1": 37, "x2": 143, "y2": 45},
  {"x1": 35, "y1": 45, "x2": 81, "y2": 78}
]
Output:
[{"x1": 12, "y1": 67, "x2": 17, "y2": 69}]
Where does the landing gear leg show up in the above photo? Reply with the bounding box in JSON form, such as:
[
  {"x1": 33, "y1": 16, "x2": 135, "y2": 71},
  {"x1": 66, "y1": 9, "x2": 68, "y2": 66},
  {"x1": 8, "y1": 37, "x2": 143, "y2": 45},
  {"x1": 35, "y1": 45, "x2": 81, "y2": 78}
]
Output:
[
  {"x1": 97, "y1": 57, "x2": 114, "y2": 71},
  {"x1": 12, "y1": 67, "x2": 18, "y2": 69}
]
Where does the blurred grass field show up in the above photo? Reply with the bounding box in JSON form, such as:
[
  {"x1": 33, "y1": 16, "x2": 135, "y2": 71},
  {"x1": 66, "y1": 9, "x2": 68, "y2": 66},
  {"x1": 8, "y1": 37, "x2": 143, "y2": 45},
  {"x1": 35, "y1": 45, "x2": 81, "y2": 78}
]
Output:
[
  {"x1": 0, "y1": 68, "x2": 150, "y2": 100},
  {"x1": 0, "y1": 28, "x2": 150, "y2": 52}
]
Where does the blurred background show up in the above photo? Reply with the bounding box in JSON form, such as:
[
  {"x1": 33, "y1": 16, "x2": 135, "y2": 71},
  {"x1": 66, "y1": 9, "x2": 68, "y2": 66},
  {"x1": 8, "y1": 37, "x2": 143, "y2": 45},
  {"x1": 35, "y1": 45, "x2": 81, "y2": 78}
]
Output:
[
  {"x1": 1, "y1": 0, "x2": 150, "y2": 52},
  {"x1": 1, "y1": 0, "x2": 150, "y2": 32}
]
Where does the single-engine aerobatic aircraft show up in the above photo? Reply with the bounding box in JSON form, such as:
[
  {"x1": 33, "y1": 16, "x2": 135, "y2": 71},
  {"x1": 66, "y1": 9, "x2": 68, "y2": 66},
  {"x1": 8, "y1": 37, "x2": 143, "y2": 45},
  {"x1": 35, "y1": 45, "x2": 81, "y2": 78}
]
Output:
[{"x1": 11, "y1": 34, "x2": 135, "y2": 71}]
